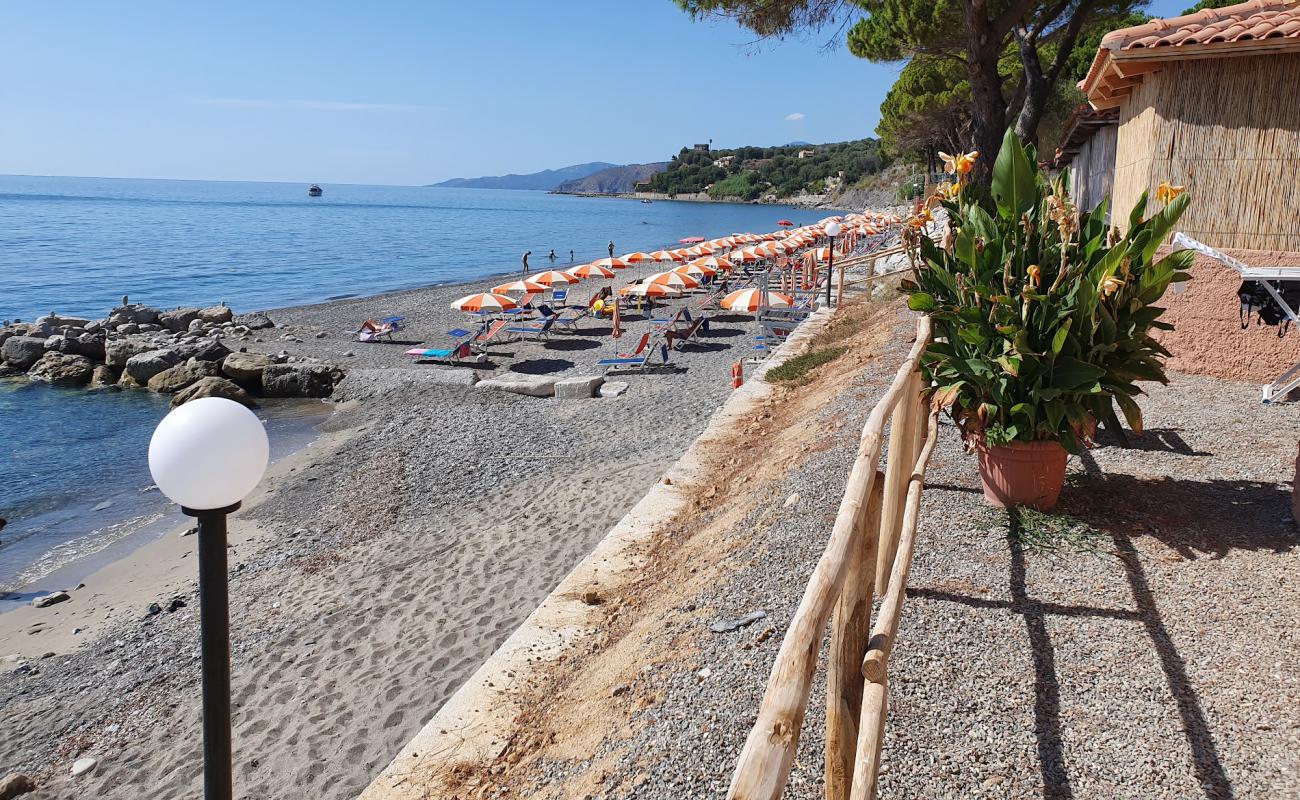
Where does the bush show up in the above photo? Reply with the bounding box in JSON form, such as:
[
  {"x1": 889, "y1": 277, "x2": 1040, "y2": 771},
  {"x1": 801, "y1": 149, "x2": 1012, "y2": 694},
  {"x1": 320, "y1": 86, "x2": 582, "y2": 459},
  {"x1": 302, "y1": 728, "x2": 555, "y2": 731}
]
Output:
[{"x1": 766, "y1": 346, "x2": 848, "y2": 382}]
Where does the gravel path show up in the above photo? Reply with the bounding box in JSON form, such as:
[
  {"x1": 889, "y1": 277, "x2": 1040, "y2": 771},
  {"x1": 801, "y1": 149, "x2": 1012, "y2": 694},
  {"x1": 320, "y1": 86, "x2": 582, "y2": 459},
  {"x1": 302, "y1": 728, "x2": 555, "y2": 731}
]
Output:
[{"x1": 482, "y1": 304, "x2": 1300, "y2": 800}]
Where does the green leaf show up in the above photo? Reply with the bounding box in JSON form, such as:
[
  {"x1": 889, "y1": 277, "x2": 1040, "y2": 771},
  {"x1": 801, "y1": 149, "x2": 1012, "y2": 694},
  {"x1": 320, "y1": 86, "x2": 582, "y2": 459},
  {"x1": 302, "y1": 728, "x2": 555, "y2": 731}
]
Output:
[
  {"x1": 1051, "y1": 326, "x2": 1069, "y2": 355},
  {"x1": 1052, "y1": 357, "x2": 1106, "y2": 389},
  {"x1": 991, "y1": 128, "x2": 1036, "y2": 218},
  {"x1": 907, "y1": 292, "x2": 937, "y2": 312},
  {"x1": 1113, "y1": 392, "x2": 1145, "y2": 435}
]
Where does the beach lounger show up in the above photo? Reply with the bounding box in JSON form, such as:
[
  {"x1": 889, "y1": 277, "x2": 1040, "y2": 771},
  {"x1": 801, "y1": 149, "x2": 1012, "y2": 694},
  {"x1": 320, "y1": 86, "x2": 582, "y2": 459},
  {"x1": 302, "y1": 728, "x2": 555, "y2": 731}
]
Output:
[
  {"x1": 553, "y1": 307, "x2": 589, "y2": 331},
  {"x1": 597, "y1": 334, "x2": 670, "y2": 374},
  {"x1": 472, "y1": 319, "x2": 509, "y2": 351},
  {"x1": 353, "y1": 315, "x2": 406, "y2": 342},
  {"x1": 503, "y1": 293, "x2": 540, "y2": 316},
  {"x1": 504, "y1": 315, "x2": 557, "y2": 341},
  {"x1": 405, "y1": 327, "x2": 481, "y2": 363},
  {"x1": 552, "y1": 288, "x2": 569, "y2": 306},
  {"x1": 667, "y1": 315, "x2": 709, "y2": 350}
]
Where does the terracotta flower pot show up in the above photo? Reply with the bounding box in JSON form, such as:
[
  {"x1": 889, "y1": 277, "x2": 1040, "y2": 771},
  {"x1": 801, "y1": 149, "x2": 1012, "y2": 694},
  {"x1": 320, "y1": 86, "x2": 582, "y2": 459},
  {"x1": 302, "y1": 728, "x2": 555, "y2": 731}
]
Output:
[{"x1": 975, "y1": 439, "x2": 1068, "y2": 511}]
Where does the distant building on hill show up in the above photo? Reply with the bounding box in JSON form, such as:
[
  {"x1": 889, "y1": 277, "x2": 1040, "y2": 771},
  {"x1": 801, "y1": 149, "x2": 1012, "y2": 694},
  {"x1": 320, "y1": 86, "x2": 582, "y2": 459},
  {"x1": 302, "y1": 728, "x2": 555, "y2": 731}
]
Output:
[
  {"x1": 692, "y1": 143, "x2": 710, "y2": 153},
  {"x1": 797, "y1": 149, "x2": 816, "y2": 159}
]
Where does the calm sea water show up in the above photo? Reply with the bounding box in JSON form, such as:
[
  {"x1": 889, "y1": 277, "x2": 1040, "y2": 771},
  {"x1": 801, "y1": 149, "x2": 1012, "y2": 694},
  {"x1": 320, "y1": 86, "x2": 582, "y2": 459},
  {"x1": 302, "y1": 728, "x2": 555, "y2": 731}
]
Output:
[
  {"x1": 0, "y1": 175, "x2": 824, "y2": 321},
  {"x1": 0, "y1": 176, "x2": 824, "y2": 602}
]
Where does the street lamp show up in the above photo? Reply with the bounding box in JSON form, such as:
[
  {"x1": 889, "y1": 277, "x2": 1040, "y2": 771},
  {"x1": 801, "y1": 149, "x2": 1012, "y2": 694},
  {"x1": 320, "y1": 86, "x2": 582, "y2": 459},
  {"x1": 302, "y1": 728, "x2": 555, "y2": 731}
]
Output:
[
  {"x1": 148, "y1": 397, "x2": 269, "y2": 800},
  {"x1": 824, "y1": 220, "x2": 843, "y2": 307}
]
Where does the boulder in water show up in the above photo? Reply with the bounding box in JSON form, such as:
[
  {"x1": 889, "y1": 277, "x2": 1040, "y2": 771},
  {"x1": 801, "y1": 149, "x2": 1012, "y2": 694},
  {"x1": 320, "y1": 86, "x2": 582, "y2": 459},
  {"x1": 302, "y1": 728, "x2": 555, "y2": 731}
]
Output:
[
  {"x1": 105, "y1": 337, "x2": 154, "y2": 368},
  {"x1": 124, "y1": 349, "x2": 181, "y2": 384},
  {"x1": 221, "y1": 352, "x2": 272, "y2": 387},
  {"x1": 171, "y1": 376, "x2": 257, "y2": 408},
  {"x1": 147, "y1": 361, "x2": 218, "y2": 394},
  {"x1": 1, "y1": 337, "x2": 48, "y2": 370},
  {"x1": 27, "y1": 352, "x2": 94, "y2": 386}
]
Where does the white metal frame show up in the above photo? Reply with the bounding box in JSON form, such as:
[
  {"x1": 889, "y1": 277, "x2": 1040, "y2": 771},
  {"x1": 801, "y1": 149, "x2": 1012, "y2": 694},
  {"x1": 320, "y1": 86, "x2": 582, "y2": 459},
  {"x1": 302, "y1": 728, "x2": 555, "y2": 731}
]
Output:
[{"x1": 1171, "y1": 232, "x2": 1300, "y2": 403}]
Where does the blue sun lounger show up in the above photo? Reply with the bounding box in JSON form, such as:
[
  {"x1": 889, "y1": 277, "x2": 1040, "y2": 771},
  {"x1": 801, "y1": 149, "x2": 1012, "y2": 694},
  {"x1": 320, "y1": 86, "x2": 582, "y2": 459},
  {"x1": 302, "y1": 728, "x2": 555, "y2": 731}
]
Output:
[{"x1": 597, "y1": 334, "x2": 671, "y2": 374}]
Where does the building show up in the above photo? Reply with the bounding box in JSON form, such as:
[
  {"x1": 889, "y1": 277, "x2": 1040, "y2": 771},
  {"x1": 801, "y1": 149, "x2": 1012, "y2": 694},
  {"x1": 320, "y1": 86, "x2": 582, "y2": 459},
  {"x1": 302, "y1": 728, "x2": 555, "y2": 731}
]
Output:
[
  {"x1": 797, "y1": 149, "x2": 816, "y2": 159},
  {"x1": 1063, "y1": 0, "x2": 1300, "y2": 384},
  {"x1": 692, "y1": 143, "x2": 710, "y2": 153},
  {"x1": 1075, "y1": 0, "x2": 1300, "y2": 251}
]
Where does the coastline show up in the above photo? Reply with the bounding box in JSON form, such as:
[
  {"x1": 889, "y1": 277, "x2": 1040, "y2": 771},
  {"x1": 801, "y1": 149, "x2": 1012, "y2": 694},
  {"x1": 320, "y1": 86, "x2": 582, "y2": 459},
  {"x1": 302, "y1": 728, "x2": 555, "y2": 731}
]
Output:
[{"x1": 0, "y1": 247, "x2": 853, "y2": 797}]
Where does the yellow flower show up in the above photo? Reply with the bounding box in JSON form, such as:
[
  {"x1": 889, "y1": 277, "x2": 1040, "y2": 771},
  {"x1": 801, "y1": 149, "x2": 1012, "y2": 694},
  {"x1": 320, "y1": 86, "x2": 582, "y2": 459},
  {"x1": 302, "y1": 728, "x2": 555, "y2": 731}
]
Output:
[
  {"x1": 1155, "y1": 181, "x2": 1186, "y2": 204},
  {"x1": 908, "y1": 207, "x2": 933, "y2": 228},
  {"x1": 940, "y1": 151, "x2": 979, "y2": 176},
  {"x1": 1099, "y1": 274, "x2": 1124, "y2": 297},
  {"x1": 1027, "y1": 265, "x2": 1042, "y2": 288}
]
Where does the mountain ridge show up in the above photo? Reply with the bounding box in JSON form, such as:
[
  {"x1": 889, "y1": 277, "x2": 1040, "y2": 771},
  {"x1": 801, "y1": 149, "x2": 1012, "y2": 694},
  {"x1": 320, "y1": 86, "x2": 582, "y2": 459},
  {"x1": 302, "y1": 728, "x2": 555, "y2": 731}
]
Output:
[
  {"x1": 554, "y1": 162, "x2": 669, "y2": 194},
  {"x1": 426, "y1": 162, "x2": 616, "y2": 191}
]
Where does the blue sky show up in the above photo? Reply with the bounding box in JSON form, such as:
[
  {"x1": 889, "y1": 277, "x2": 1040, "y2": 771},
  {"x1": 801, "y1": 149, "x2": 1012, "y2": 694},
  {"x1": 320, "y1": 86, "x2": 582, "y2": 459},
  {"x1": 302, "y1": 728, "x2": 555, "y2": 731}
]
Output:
[{"x1": 1, "y1": 0, "x2": 1191, "y2": 185}]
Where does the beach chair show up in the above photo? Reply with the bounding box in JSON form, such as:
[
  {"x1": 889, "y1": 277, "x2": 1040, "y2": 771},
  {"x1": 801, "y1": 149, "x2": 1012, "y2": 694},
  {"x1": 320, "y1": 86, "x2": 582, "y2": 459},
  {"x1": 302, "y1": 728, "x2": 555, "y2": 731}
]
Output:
[
  {"x1": 353, "y1": 316, "x2": 405, "y2": 342},
  {"x1": 552, "y1": 288, "x2": 569, "y2": 307},
  {"x1": 503, "y1": 293, "x2": 540, "y2": 316},
  {"x1": 597, "y1": 334, "x2": 671, "y2": 374},
  {"x1": 651, "y1": 307, "x2": 686, "y2": 332},
  {"x1": 471, "y1": 319, "x2": 509, "y2": 352},
  {"x1": 553, "y1": 307, "x2": 589, "y2": 332},
  {"x1": 668, "y1": 315, "x2": 709, "y2": 350},
  {"x1": 404, "y1": 326, "x2": 482, "y2": 363},
  {"x1": 504, "y1": 315, "x2": 557, "y2": 342}
]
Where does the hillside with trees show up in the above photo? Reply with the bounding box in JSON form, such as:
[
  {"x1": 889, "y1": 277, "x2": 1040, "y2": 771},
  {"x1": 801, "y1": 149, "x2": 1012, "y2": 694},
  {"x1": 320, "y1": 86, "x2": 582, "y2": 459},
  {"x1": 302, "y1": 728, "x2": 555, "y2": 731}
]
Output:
[
  {"x1": 644, "y1": 139, "x2": 885, "y2": 201},
  {"x1": 554, "y1": 162, "x2": 669, "y2": 194}
]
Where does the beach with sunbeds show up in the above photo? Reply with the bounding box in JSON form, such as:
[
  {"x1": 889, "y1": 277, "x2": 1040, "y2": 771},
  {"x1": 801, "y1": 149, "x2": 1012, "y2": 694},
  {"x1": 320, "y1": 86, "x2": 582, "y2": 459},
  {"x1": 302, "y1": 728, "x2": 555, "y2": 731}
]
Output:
[{"x1": 0, "y1": 215, "x2": 902, "y2": 798}]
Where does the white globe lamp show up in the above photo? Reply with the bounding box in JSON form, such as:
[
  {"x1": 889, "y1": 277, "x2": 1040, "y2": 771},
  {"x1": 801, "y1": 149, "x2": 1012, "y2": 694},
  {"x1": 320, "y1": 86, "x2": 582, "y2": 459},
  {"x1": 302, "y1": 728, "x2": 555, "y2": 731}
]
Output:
[
  {"x1": 148, "y1": 395, "x2": 268, "y2": 800},
  {"x1": 823, "y1": 222, "x2": 843, "y2": 305}
]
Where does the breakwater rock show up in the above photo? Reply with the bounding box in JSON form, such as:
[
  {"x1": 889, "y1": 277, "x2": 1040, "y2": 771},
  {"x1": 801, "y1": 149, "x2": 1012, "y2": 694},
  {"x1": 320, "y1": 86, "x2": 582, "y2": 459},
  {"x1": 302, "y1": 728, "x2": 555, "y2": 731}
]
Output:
[{"x1": 0, "y1": 303, "x2": 344, "y2": 405}]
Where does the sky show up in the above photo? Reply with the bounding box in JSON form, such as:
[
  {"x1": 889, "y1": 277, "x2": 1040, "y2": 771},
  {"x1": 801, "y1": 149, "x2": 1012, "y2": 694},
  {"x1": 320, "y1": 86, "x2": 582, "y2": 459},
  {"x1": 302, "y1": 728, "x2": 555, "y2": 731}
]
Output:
[{"x1": 0, "y1": 0, "x2": 1193, "y2": 186}]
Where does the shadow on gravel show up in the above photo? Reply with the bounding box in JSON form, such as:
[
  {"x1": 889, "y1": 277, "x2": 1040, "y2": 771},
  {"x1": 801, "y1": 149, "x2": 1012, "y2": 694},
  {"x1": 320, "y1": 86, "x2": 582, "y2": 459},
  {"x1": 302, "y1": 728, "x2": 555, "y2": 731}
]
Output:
[
  {"x1": 1066, "y1": 449, "x2": 1296, "y2": 558},
  {"x1": 509, "y1": 358, "x2": 575, "y2": 375},
  {"x1": 698, "y1": 326, "x2": 747, "y2": 339},
  {"x1": 1093, "y1": 426, "x2": 1212, "y2": 457},
  {"x1": 543, "y1": 339, "x2": 601, "y2": 351}
]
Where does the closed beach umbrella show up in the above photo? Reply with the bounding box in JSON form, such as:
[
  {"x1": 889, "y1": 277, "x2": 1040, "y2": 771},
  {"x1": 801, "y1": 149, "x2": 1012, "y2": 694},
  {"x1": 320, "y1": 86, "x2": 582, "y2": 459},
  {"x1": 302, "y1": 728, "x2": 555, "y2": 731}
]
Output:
[
  {"x1": 589, "y1": 257, "x2": 630, "y2": 270},
  {"x1": 528, "y1": 270, "x2": 580, "y2": 286},
  {"x1": 452, "y1": 292, "x2": 517, "y2": 313},
  {"x1": 491, "y1": 279, "x2": 546, "y2": 295},
  {"x1": 809, "y1": 247, "x2": 832, "y2": 262},
  {"x1": 721, "y1": 288, "x2": 794, "y2": 313},
  {"x1": 619, "y1": 282, "x2": 681, "y2": 298},
  {"x1": 648, "y1": 270, "x2": 701, "y2": 290},
  {"x1": 566, "y1": 263, "x2": 616, "y2": 280}
]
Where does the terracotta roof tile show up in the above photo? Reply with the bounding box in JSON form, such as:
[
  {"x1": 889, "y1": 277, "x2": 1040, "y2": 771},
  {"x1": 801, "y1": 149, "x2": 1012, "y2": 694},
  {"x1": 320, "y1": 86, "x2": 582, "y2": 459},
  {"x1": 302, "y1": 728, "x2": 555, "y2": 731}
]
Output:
[{"x1": 1080, "y1": 0, "x2": 1300, "y2": 104}]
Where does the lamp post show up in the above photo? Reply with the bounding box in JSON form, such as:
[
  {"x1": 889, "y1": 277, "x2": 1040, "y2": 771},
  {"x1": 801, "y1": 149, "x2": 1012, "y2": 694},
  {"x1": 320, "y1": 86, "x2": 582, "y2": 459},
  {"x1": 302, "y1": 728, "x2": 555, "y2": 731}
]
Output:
[
  {"x1": 148, "y1": 397, "x2": 269, "y2": 800},
  {"x1": 824, "y1": 221, "x2": 842, "y2": 307}
]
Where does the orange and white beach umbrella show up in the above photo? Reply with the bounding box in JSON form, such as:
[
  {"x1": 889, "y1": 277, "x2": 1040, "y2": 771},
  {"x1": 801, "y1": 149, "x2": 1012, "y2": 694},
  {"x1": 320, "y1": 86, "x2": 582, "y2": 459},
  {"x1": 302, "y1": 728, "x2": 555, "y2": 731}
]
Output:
[
  {"x1": 647, "y1": 270, "x2": 701, "y2": 290},
  {"x1": 590, "y1": 257, "x2": 630, "y2": 270},
  {"x1": 619, "y1": 282, "x2": 681, "y2": 298},
  {"x1": 674, "y1": 262, "x2": 717, "y2": 279},
  {"x1": 451, "y1": 292, "x2": 518, "y2": 313},
  {"x1": 689, "y1": 255, "x2": 735, "y2": 272},
  {"x1": 528, "y1": 270, "x2": 580, "y2": 286},
  {"x1": 565, "y1": 263, "x2": 616, "y2": 280},
  {"x1": 720, "y1": 288, "x2": 794, "y2": 313},
  {"x1": 729, "y1": 249, "x2": 762, "y2": 264},
  {"x1": 621, "y1": 252, "x2": 655, "y2": 264},
  {"x1": 647, "y1": 249, "x2": 683, "y2": 263},
  {"x1": 491, "y1": 279, "x2": 546, "y2": 295}
]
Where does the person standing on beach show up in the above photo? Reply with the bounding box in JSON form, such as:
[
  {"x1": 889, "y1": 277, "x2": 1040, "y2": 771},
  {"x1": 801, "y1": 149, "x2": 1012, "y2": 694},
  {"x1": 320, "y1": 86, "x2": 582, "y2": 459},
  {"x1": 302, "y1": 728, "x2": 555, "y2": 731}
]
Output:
[
  {"x1": 607, "y1": 241, "x2": 615, "y2": 259},
  {"x1": 522, "y1": 250, "x2": 531, "y2": 278}
]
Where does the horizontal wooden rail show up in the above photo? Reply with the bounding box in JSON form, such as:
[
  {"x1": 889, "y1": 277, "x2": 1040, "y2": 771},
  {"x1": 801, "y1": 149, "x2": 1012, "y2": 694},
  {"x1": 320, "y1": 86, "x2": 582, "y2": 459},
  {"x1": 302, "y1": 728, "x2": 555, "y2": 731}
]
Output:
[{"x1": 727, "y1": 316, "x2": 932, "y2": 800}]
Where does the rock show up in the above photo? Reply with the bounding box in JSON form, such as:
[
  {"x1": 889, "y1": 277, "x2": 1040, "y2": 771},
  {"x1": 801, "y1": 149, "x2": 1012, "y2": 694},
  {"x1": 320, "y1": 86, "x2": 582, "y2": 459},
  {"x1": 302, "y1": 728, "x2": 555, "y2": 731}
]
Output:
[
  {"x1": 104, "y1": 337, "x2": 153, "y2": 367},
  {"x1": 35, "y1": 313, "x2": 91, "y2": 330},
  {"x1": 124, "y1": 349, "x2": 181, "y2": 384},
  {"x1": 147, "y1": 362, "x2": 215, "y2": 394},
  {"x1": 709, "y1": 610, "x2": 768, "y2": 633},
  {"x1": 52, "y1": 333, "x2": 106, "y2": 361},
  {"x1": 221, "y1": 352, "x2": 272, "y2": 386},
  {"x1": 166, "y1": 597, "x2": 186, "y2": 613},
  {"x1": 190, "y1": 339, "x2": 230, "y2": 364},
  {"x1": 697, "y1": 667, "x2": 712, "y2": 679},
  {"x1": 197, "y1": 305, "x2": 233, "y2": 325},
  {"x1": 598, "y1": 380, "x2": 629, "y2": 398},
  {"x1": 171, "y1": 377, "x2": 256, "y2": 408},
  {"x1": 261, "y1": 363, "x2": 340, "y2": 398},
  {"x1": 1, "y1": 336, "x2": 47, "y2": 370},
  {"x1": 475, "y1": 375, "x2": 559, "y2": 398},
  {"x1": 580, "y1": 590, "x2": 602, "y2": 605},
  {"x1": 146, "y1": 602, "x2": 162, "y2": 616},
  {"x1": 187, "y1": 319, "x2": 205, "y2": 332},
  {"x1": 69, "y1": 758, "x2": 96, "y2": 777},
  {"x1": 554, "y1": 375, "x2": 604, "y2": 399},
  {"x1": 611, "y1": 684, "x2": 631, "y2": 697},
  {"x1": 114, "y1": 323, "x2": 140, "y2": 335},
  {"x1": 31, "y1": 591, "x2": 70, "y2": 609},
  {"x1": 0, "y1": 773, "x2": 35, "y2": 799},
  {"x1": 27, "y1": 352, "x2": 94, "y2": 386},
  {"x1": 783, "y1": 492, "x2": 800, "y2": 508},
  {"x1": 116, "y1": 370, "x2": 144, "y2": 389},
  {"x1": 232, "y1": 311, "x2": 274, "y2": 330},
  {"x1": 89, "y1": 364, "x2": 120, "y2": 389},
  {"x1": 107, "y1": 304, "x2": 160, "y2": 326},
  {"x1": 158, "y1": 308, "x2": 201, "y2": 333},
  {"x1": 0, "y1": 365, "x2": 24, "y2": 378}
]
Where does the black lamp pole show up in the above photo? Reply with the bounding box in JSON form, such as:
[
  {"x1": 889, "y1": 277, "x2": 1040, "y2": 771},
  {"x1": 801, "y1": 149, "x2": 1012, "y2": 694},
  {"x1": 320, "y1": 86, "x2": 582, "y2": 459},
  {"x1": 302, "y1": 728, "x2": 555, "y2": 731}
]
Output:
[
  {"x1": 825, "y1": 234, "x2": 836, "y2": 307},
  {"x1": 183, "y1": 501, "x2": 240, "y2": 800}
]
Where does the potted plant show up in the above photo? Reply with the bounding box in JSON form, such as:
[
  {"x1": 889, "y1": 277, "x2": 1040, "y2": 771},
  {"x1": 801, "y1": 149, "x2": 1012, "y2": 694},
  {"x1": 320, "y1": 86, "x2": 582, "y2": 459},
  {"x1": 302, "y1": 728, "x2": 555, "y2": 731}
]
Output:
[{"x1": 902, "y1": 129, "x2": 1192, "y2": 510}]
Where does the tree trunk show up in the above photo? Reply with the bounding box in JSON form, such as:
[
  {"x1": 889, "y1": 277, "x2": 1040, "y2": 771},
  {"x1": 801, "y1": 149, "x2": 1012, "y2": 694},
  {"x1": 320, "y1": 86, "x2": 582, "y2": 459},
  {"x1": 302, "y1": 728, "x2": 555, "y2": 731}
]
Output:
[
  {"x1": 963, "y1": 4, "x2": 1009, "y2": 187},
  {"x1": 1013, "y1": 27, "x2": 1049, "y2": 149}
]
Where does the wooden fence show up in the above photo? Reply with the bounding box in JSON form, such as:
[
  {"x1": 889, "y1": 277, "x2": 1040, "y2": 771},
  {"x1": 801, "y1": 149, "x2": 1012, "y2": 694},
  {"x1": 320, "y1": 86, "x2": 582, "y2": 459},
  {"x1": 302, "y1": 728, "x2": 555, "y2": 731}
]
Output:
[{"x1": 728, "y1": 316, "x2": 938, "y2": 800}]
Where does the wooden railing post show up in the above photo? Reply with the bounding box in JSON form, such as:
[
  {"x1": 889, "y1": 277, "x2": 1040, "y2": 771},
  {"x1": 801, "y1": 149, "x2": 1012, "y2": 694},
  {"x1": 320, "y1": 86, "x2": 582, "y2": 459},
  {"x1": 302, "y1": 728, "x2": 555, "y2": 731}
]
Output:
[
  {"x1": 874, "y1": 370, "x2": 921, "y2": 594},
  {"x1": 825, "y1": 474, "x2": 884, "y2": 800}
]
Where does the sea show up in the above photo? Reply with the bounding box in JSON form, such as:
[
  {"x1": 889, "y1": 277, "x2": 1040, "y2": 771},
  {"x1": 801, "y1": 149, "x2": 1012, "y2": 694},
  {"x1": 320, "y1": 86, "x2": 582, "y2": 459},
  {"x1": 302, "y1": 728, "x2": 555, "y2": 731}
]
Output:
[{"x1": 0, "y1": 175, "x2": 824, "y2": 603}]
